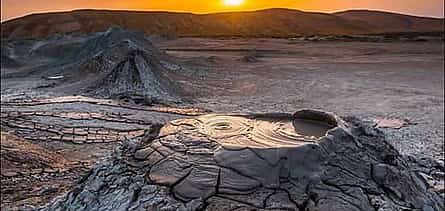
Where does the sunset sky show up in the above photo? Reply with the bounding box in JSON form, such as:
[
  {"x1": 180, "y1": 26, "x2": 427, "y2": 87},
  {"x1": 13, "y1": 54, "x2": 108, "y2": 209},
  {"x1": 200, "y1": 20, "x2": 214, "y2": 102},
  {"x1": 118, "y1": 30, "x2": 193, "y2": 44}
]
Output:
[{"x1": 1, "y1": 0, "x2": 444, "y2": 21}]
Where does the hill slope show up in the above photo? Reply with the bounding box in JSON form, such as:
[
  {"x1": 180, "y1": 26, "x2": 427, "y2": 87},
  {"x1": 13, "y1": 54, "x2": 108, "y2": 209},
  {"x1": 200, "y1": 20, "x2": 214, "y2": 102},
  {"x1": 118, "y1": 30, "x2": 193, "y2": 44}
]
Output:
[
  {"x1": 335, "y1": 10, "x2": 445, "y2": 33},
  {"x1": 1, "y1": 8, "x2": 444, "y2": 39}
]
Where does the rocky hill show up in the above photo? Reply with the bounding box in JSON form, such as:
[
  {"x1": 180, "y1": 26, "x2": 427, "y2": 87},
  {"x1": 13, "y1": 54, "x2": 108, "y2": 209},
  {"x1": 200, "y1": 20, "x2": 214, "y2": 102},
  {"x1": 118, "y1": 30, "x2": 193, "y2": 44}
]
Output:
[
  {"x1": 1, "y1": 8, "x2": 443, "y2": 39},
  {"x1": 335, "y1": 10, "x2": 444, "y2": 33}
]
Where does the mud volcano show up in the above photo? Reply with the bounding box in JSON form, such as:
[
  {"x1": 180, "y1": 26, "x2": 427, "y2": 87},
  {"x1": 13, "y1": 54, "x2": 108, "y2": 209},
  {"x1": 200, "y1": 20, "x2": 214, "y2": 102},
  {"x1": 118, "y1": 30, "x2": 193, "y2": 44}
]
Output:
[
  {"x1": 1, "y1": 27, "x2": 183, "y2": 104},
  {"x1": 88, "y1": 49, "x2": 180, "y2": 104},
  {"x1": 43, "y1": 110, "x2": 444, "y2": 211},
  {"x1": 79, "y1": 27, "x2": 183, "y2": 104}
]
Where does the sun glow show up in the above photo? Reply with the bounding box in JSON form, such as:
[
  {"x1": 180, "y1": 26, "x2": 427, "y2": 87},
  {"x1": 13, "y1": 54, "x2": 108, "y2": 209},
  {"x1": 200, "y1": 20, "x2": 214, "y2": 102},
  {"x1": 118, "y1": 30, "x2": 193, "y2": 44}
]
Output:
[{"x1": 223, "y1": 0, "x2": 245, "y2": 6}]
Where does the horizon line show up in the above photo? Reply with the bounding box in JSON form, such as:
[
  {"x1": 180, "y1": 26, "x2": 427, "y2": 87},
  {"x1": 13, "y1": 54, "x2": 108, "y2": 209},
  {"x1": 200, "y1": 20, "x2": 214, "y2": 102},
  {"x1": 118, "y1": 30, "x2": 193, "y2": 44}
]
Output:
[{"x1": 2, "y1": 7, "x2": 444, "y2": 23}]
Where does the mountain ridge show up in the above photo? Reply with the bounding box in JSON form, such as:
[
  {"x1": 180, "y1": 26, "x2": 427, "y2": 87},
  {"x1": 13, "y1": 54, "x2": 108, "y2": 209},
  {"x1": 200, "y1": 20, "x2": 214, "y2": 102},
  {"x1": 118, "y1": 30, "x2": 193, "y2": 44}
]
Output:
[{"x1": 2, "y1": 8, "x2": 443, "y2": 39}]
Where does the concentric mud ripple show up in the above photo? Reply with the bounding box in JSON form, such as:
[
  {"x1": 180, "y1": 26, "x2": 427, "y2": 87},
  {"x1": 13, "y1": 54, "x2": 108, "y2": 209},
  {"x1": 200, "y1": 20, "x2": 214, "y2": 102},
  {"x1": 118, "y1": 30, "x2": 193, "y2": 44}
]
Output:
[
  {"x1": 193, "y1": 114, "x2": 334, "y2": 148},
  {"x1": 197, "y1": 115, "x2": 252, "y2": 139},
  {"x1": 249, "y1": 118, "x2": 317, "y2": 147}
]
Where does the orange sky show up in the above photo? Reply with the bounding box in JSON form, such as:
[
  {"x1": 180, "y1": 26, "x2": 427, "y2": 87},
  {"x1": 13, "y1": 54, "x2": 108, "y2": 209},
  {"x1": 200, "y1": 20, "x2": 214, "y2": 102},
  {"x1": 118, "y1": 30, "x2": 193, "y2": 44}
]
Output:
[{"x1": 1, "y1": 0, "x2": 444, "y2": 21}]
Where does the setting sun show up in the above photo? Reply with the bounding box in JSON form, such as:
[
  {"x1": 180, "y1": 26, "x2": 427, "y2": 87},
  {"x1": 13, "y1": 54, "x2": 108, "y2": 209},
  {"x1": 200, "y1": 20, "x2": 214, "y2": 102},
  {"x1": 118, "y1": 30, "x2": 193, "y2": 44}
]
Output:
[{"x1": 223, "y1": 0, "x2": 245, "y2": 6}]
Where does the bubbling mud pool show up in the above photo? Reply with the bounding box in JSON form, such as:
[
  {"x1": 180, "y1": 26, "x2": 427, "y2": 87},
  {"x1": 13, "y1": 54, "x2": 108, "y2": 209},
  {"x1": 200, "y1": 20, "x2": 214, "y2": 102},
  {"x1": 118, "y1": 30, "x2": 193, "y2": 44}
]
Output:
[
  {"x1": 194, "y1": 113, "x2": 336, "y2": 148},
  {"x1": 155, "y1": 111, "x2": 342, "y2": 190}
]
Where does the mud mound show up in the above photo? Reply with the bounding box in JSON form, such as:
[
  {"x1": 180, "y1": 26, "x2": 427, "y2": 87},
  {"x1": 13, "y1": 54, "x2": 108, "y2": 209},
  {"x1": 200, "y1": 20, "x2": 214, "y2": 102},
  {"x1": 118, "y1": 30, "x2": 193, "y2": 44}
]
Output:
[
  {"x1": 1, "y1": 27, "x2": 184, "y2": 104},
  {"x1": 76, "y1": 27, "x2": 157, "y2": 60},
  {"x1": 70, "y1": 27, "x2": 164, "y2": 77},
  {"x1": 42, "y1": 110, "x2": 443, "y2": 211},
  {"x1": 67, "y1": 27, "x2": 183, "y2": 103},
  {"x1": 87, "y1": 49, "x2": 181, "y2": 104}
]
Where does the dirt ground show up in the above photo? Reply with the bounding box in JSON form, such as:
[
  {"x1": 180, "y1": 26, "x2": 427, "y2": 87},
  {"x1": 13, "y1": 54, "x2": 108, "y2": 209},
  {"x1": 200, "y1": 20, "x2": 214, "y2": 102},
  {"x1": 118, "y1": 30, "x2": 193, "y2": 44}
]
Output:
[
  {"x1": 153, "y1": 38, "x2": 444, "y2": 160},
  {"x1": 1, "y1": 37, "x2": 444, "y2": 209}
]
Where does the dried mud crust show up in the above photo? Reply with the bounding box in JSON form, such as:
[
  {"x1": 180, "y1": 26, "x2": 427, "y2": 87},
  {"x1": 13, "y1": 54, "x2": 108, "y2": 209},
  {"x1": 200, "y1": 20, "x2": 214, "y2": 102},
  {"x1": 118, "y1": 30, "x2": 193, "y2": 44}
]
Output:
[
  {"x1": 0, "y1": 96, "x2": 200, "y2": 210},
  {"x1": 42, "y1": 110, "x2": 444, "y2": 211},
  {"x1": 0, "y1": 132, "x2": 91, "y2": 210},
  {"x1": 0, "y1": 96, "x2": 209, "y2": 145},
  {"x1": 1, "y1": 96, "x2": 208, "y2": 116},
  {"x1": 1, "y1": 111, "x2": 147, "y2": 144}
]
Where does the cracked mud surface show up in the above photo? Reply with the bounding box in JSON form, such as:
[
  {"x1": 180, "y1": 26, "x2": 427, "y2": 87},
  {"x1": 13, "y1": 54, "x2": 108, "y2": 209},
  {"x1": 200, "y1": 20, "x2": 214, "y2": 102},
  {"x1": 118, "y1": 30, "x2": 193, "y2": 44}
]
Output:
[
  {"x1": 0, "y1": 96, "x2": 196, "y2": 210},
  {"x1": 1, "y1": 29, "x2": 444, "y2": 210},
  {"x1": 43, "y1": 110, "x2": 444, "y2": 211},
  {"x1": 1, "y1": 132, "x2": 91, "y2": 210}
]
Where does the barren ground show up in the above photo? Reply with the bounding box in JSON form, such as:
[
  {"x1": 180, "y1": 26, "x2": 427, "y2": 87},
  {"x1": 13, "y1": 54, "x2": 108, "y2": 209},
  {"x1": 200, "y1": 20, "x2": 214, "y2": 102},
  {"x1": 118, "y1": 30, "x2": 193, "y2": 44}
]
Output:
[
  {"x1": 1, "y1": 37, "x2": 444, "y2": 209},
  {"x1": 155, "y1": 38, "x2": 444, "y2": 159}
]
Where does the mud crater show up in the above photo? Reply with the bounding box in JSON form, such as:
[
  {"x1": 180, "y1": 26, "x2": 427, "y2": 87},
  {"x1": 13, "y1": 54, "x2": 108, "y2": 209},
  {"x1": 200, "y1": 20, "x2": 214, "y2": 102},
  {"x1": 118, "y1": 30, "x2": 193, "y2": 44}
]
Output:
[{"x1": 192, "y1": 111, "x2": 337, "y2": 148}]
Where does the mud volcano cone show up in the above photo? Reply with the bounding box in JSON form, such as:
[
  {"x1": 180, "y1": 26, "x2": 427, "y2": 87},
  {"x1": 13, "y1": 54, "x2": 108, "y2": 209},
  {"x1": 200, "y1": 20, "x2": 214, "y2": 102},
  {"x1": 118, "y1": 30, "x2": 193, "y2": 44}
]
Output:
[
  {"x1": 43, "y1": 110, "x2": 444, "y2": 211},
  {"x1": 72, "y1": 27, "x2": 183, "y2": 104},
  {"x1": 90, "y1": 49, "x2": 180, "y2": 104}
]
